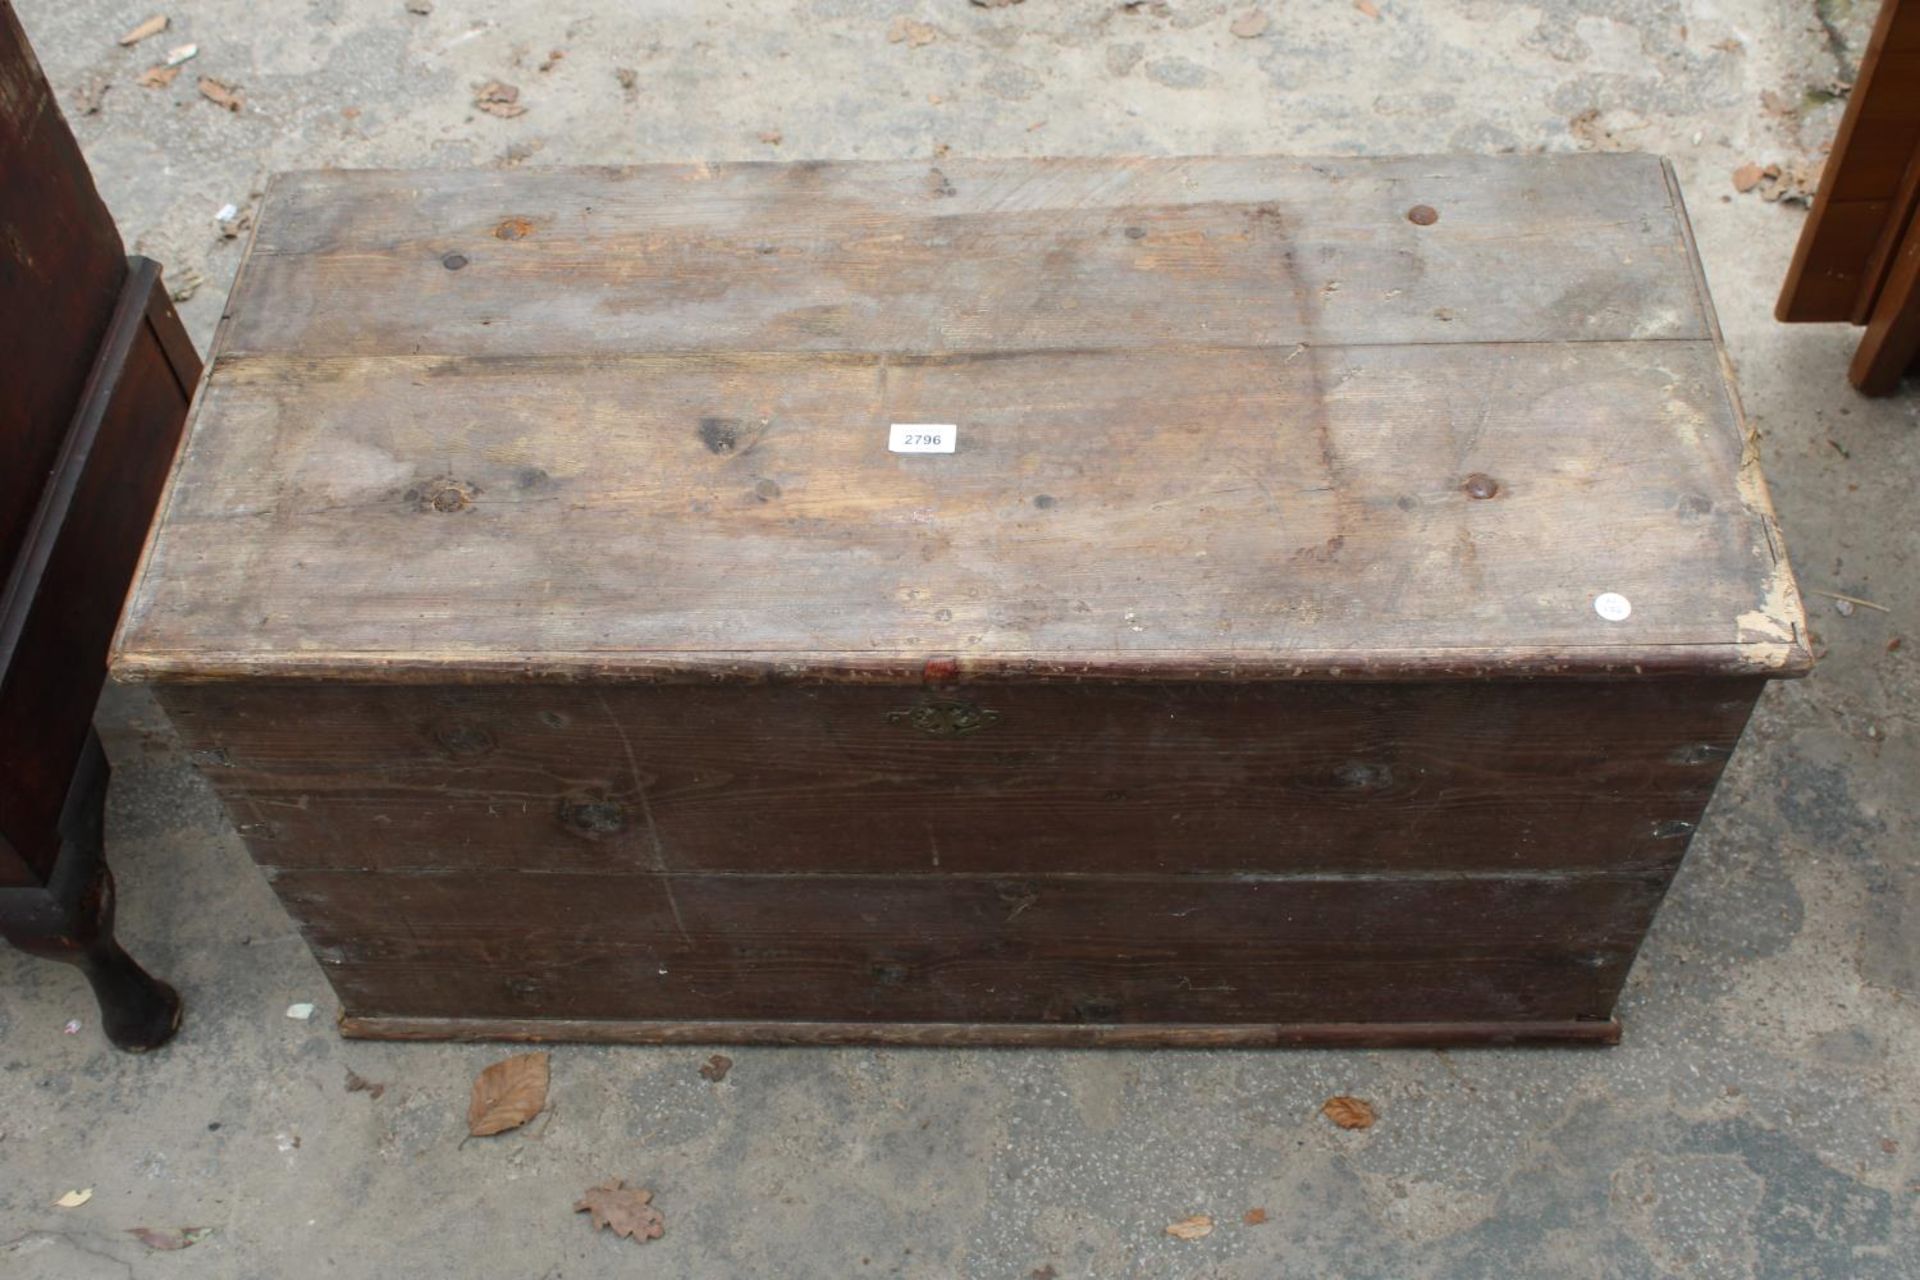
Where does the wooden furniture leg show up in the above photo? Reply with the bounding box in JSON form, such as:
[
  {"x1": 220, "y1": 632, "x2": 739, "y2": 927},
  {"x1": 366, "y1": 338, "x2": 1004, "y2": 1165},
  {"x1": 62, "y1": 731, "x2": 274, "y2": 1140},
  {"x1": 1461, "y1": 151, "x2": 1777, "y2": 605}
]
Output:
[
  {"x1": 1775, "y1": 0, "x2": 1920, "y2": 391},
  {"x1": 0, "y1": 734, "x2": 181, "y2": 1051},
  {"x1": 1850, "y1": 199, "x2": 1920, "y2": 394},
  {"x1": 1776, "y1": 0, "x2": 1920, "y2": 326},
  {"x1": 1, "y1": 3, "x2": 200, "y2": 1050}
]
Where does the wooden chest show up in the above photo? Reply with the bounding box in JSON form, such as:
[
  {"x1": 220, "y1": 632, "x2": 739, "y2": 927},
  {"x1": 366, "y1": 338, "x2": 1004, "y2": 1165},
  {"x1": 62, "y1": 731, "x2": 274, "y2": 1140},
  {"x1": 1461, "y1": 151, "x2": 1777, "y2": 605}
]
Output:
[{"x1": 112, "y1": 154, "x2": 1810, "y2": 1047}]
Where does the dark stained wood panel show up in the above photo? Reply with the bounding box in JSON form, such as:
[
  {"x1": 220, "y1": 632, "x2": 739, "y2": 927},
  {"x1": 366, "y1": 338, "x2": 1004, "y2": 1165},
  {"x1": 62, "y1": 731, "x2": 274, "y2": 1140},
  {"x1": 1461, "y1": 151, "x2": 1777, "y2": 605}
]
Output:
[
  {"x1": 276, "y1": 867, "x2": 1662, "y2": 1027},
  {"x1": 2, "y1": 264, "x2": 196, "y2": 877},
  {"x1": 0, "y1": 0, "x2": 126, "y2": 572},
  {"x1": 154, "y1": 678, "x2": 1758, "y2": 878},
  {"x1": 336, "y1": 1015, "x2": 1625, "y2": 1048}
]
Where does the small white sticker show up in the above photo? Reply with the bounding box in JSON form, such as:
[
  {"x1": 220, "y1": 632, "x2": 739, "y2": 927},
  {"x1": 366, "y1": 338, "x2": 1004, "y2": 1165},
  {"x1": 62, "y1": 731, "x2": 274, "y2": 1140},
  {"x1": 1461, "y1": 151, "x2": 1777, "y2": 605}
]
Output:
[
  {"x1": 889, "y1": 423, "x2": 956, "y2": 454},
  {"x1": 1594, "y1": 592, "x2": 1632, "y2": 622}
]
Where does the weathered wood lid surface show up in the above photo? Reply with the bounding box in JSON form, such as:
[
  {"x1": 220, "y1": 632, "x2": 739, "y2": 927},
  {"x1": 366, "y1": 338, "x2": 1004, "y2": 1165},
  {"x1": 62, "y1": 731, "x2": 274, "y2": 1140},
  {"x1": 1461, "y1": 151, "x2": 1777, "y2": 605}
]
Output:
[{"x1": 113, "y1": 154, "x2": 1809, "y2": 684}]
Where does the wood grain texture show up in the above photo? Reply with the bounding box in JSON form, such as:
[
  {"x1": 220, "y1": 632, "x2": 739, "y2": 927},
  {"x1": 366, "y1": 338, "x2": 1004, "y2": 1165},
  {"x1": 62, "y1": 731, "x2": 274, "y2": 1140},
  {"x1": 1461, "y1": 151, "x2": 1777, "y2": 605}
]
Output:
[
  {"x1": 1850, "y1": 192, "x2": 1920, "y2": 393},
  {"x1": 2, "y1": 262, "x2": 197, "y2": 877},
  {"x1": 113, "y1": 154, "x2": 1808, "y2": 683},
  {"x1": 153, "y1": 678, "x2": 1758, "y2": 878},
  {"x1": 224, "y1": 154, "x2": 1706, "y2": 355},
  {"x1": 279, "y1": 867, "x2": 1662, "y2": 1027},
  {"x1": 1777, "y1": 0, "x2": 1920, "y2": 323},
  {"x1": 0, "y1": 0, "x2": 126, "y2": 573},
  {"x1": 338, "y1": 1015, "x2": 1622, "y2": 1048},
  {"x1": 119, "y1": 154, "x2": 1804, "y2": 1043}
]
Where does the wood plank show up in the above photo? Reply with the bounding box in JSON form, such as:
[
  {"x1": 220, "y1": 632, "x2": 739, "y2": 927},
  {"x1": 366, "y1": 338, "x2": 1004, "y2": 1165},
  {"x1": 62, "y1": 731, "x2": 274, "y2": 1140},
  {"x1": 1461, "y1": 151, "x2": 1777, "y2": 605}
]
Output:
[
  {"x1": 225, "y1": 154, "x2": 1705, "y2": 358},
  {"x1": 114, "y1": 335, "x2": 1804, "y2": 679},
  {"x1": 339, "y1": 1014, "x2": 1622, "y2": 1048},
  {"x1": 155, "y1": 678, "x2": 1758, "y2": 878},
  {"x1": 277, "y1": 868, "x2": 1663, "y2": 1026}
]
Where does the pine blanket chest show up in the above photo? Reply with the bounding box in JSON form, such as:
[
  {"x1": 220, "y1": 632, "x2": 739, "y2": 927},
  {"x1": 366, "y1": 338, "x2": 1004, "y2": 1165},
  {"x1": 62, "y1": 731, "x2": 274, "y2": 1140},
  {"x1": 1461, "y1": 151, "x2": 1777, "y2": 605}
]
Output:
[{"x1": 112, "y1": 154, "x2": 1810, "y2": 1046}]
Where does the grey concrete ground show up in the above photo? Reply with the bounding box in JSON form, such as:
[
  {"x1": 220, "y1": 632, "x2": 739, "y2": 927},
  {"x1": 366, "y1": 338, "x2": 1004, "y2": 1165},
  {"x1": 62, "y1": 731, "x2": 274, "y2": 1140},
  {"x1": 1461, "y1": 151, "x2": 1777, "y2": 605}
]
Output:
[{"x1": 3, "y1": 0, "x2": 1917, "y2": 1275}]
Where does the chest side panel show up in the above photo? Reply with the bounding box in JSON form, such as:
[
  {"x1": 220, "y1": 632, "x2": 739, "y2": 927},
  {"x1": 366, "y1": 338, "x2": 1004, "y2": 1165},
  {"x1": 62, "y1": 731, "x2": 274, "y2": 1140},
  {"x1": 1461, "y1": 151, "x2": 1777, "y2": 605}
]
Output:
[{"x1": 155, "y1": 678, "x2": 1757, "y2": 1030}]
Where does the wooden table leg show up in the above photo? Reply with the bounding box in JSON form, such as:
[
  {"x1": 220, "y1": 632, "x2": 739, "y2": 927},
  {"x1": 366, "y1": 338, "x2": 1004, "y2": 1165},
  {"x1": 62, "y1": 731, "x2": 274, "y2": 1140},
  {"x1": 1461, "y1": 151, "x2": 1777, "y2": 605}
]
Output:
[
  {"x1": 0, "y1": 733, "x2": 181, "y2": 1051},
  {"x1": 1850, "y1": 203, "x2": 1920, "y2": 394}
]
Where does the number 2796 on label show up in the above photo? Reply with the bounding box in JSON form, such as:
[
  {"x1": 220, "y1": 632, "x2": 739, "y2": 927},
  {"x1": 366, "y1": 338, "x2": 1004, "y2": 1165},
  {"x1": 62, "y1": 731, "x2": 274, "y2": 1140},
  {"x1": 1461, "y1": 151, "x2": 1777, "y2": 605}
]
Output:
[{"x1": 888, "y1": 423, "x2": 957, "y2": 454}]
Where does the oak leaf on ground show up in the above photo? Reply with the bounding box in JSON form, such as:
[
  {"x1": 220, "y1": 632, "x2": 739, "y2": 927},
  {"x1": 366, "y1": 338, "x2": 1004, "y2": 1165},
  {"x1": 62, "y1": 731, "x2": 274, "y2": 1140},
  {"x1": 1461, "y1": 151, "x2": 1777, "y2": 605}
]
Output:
[{"x1": 575, "y1": 1179, "x2": 665, "y2": 1242}]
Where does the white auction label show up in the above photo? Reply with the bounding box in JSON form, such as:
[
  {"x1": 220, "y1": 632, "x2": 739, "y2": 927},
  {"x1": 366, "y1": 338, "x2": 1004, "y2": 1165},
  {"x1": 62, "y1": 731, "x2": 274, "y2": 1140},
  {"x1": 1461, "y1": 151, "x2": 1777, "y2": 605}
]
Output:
[
  {"x1": 1593, "y1": 592, "x2": 1632, "y2": 622},
  {"x1": 889, "y1": 423, "x2": 957, "y2": 454}
]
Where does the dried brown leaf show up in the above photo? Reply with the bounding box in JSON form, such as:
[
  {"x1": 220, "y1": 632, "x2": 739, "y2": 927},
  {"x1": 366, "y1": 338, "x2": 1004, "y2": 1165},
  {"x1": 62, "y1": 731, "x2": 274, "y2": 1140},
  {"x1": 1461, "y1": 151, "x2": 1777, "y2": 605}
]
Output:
[
  {"x1": 127, "y1": 1226, "x2": 212, "y2": 1251},
  {"x1": 1354, "y1": 0, "x2": 1381, "y2": 17},
  {"x1": 345, "y1": 1068, "x2": 386, "y2": 1100},
  {"x1": 475, "y1": 79, "x2": 527, "y2": 118},
  {"x1": 1165, "y1": 1214, "x2": 1214, "y2": 1241},
  {"x1": 119, "y1": 15, "x2": 168, "y2": 46},
  {"x1": 887, "y1": 16, "x2": 940, "y2": 47},
  {"x1": 197, "y1": 77, "x2": 243, "y2": 112},
  {"x1": 72, "y1": 75, "x2": 110, "y2": 115},
  {"x1": 1322, "y1": 1095, "x2": 1376, "y2": 1129},
  {"x1": 467, "y1": 1051, "x2": 549, "y2": 1136},
  {"x1": 699, "y1": 1053, "x2": 734, "y2": 1082},
  {"x1": 1230, "y1": 9, "x2": 1269, "y2": 38},
  {"x1": 405, "y1": 0, "x2": 433, "y2": 13},
  {"x1": 1243, "y1": 1207, "x2": 1268, "y2": 1225},
  {"x1": 1760, "y1": 88, "x2": 1794, "y2": 118},
  {"x1": 574, "y1": 1179, "x2": 665, "y2": 1242},
  {"x1": 137, "y1": 64, "x2": 180, "y2": 88},
  {"x1": 167, "y1": 265, "x2": 204, "y2": 302},
  {"x1": 757, "y1": 130, "x2": 783, "y2": 146},
  {"x1": 971, "y1": 0, "x2": 1025, "y2": 7}
]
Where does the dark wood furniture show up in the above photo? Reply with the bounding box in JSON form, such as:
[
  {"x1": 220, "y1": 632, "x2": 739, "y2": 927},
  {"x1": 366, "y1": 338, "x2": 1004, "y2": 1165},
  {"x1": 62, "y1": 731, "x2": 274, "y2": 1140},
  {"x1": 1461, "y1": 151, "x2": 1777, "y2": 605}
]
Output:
[
  {"x1": 1777, "y1": 0, "x2": 1920, "y2": 393},
  {"x1": 1, "y1": 0, "x2": 196, "y2": 1050},
  {"x1": 113, "y1": 154, "x2": 1808, "y2": 1047}
]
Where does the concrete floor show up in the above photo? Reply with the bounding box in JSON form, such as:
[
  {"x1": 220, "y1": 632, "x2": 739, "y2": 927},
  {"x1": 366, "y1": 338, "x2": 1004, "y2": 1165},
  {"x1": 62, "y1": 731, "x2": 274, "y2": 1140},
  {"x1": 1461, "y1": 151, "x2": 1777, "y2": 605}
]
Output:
[{"x1": 3, "y1": 0, "x2": 1917, "y2": 1275}]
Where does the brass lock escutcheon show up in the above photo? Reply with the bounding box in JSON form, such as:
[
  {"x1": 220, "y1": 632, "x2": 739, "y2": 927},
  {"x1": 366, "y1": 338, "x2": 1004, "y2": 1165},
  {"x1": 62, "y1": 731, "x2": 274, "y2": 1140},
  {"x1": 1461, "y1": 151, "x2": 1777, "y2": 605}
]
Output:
[{"x1": 888, "y1": 698, "x2": 1001, "y2": 738}]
